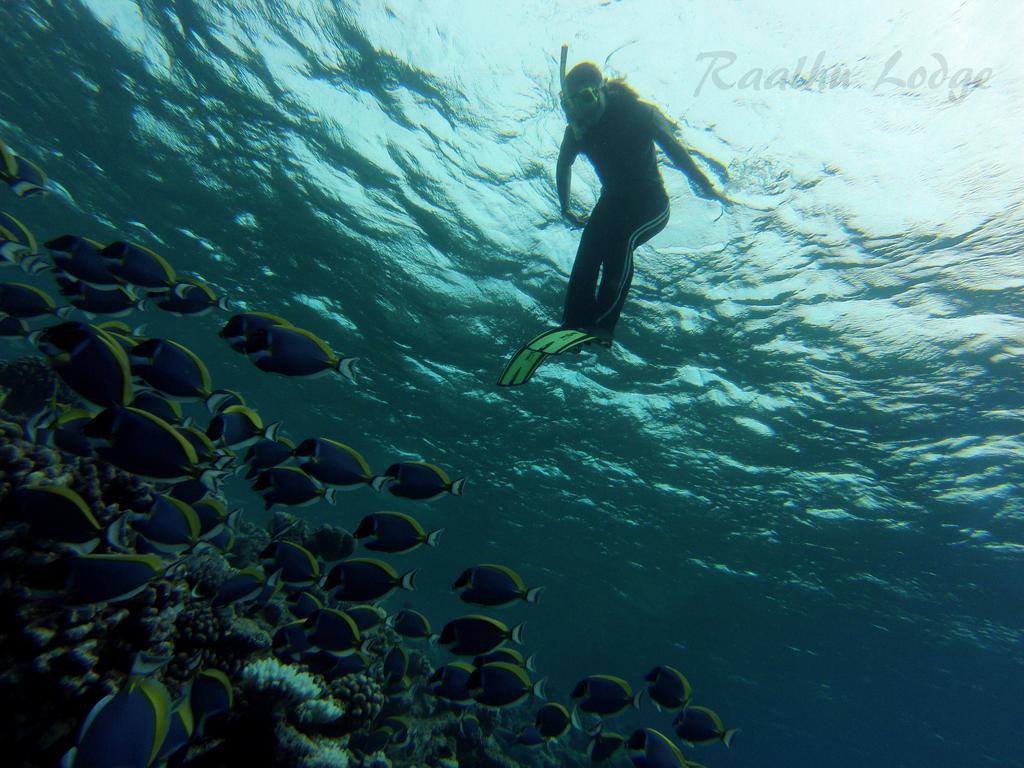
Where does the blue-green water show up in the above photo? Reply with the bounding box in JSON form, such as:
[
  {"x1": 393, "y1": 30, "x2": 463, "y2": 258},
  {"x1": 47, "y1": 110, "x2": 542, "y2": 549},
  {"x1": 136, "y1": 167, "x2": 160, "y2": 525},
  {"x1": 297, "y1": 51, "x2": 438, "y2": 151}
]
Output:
[{"x1": 2, "y1": 1, "x2": 1022, "y2": 766}]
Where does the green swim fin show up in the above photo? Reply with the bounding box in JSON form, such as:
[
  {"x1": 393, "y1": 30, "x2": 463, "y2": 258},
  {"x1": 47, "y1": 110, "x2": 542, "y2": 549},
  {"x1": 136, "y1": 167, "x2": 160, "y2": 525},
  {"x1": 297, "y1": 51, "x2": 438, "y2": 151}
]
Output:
[
  {"x1": 526, "y1": 328, "x2": 597, "y2": 354},
  {"x1": 498, "y1": 346, "x2": 547, "y2": 387},
  {"x1": 497, "y1": 328, "x2": 599, "y2": 386}
]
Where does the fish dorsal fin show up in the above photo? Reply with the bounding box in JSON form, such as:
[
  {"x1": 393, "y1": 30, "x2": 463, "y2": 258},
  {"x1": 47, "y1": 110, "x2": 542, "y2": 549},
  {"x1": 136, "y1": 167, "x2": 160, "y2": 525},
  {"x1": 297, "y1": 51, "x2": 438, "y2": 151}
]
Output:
[
  {"x1": 479, "y1": 563, "x2": 526, "y2": 592},
  {"x1": 124, "y1": 406, "x2": 199, "y2": 465}
]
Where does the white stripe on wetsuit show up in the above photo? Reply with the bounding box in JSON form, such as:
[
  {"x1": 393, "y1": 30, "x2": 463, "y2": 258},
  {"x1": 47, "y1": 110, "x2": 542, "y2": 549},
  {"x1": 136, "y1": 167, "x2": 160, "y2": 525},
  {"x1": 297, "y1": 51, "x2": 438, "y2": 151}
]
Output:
[{"x1": 596, "y1": 204, "x2": 670, "y2": 325}]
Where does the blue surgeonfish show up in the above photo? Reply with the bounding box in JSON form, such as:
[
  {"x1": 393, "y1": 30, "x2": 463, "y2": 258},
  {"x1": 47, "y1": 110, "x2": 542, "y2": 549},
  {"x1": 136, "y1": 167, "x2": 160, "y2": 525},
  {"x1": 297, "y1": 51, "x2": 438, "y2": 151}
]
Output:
[
  {"x1": 206, "y1": 520, "x2": 237, "y2": 551},
  {"x1": 346, "y1": 603, "x2": 387, "y2": 632},
  {"x1": 0, "y1": 315, "x2": 29, "y2": 336},
  {"x1": 185, "y1": 430, "x2": 231, "y2": 479},
  {"x1": 429, "y1": 662, "x2": 475, "y2": 704},
  {"x1": 130, "y1": 390, "x2": 183, "y2": 425},
  {"x1": 83, "y1": 406, "x2": 203, "y2": 481},
  {"x1": 244, "y1": 323, "x2": 358, "y2": 380},
  {"x1": 588, "y1": 730, "x2": 626, "y2": 763},
  {"x1": 535, "y1": 702, "x2": 572, "y2": 740},
  {"x1": 287, "y1": 590, "x2": 324, "y2": 620},
  {"x1": 0, "y1": 140, "x2": 14, "y2": 178},
  {"x1": 131, "y1": 494, "x2": 201, "y2": 554},
  {"x1": 62, "y1": 677, "x2": 172, "y2": 768},
  {"x1": 206, "y1": 405, "x2": 279, "y2": 450},
  {"x1": 382, "y1": 644, "x2": 410, "y2": 690},
  {"x1": 155, "y1": 699, "x2": 194, "y2": 763},
  {"x1": 252, "y1": 466, "x2": 335, "y2": 509},
  {"x1": 209, "y1": 565, "x2": 260, "y2": 606},
  {"x1": 305, "y1": 607, "x2": 362, "y2": 656},
  {"x1": 0, "y1": 210, "x2": 37, "y2": 249},
  {"x1": 212, "y1": 567, "x2": 279, "y2": 608},
  {"x1": 204, "y1": 504, "x2": 239, "y2": 545},
  {"x1": 322, "y1": 558, "x2": 417, "y2": 602},
  {"x1": 260, "y1": 540, "x2": 321, "y2": 587},
  {"x1": 130, "y1": 338, "x2": 213, "y2": 400},
  {"x1": 244, "y1": 435, "x2": 295, "y2": 478},
  {"x1": 32, "y1": 321, "x2": 133, "y2": 406},
  {"x1": 46, "y1": 235, "x2": 121, "y2": 288},
  {"x1": 295, "y1": 649, "x2": 336, "y2": 676},
  {"x1": 37, "y1": 408, "x2": 96, "y2": 457},
  {"x1": 57, "y1": 277, "x2": 142, "y2": 318},
  {"x1": 514, "y1": 724, "x2": 546, "y2": 748},
  {"x1": 127, "y1": 652, "x2": 176, "y2": 678},
  {"x1": 380, "y1": 715, "x2": 412, "y2": 748},
  {"x1": 644, "y1": 666, "x2": 692, "y2": 712},
  {"x1": 101, "y1": 241, "x2": 176, "y2": 289},
  {"x1": 219, "y1": 311, "x2": 294, "y2": 353},
  {"x1": 64, "y1": 552, "x2": 165, "y2": 604},
  {"x1": 0, "y1": 234, "x2": 30, "y2": 267},
  {"x1": 151, "y1": 277, "x2": 229, "y2": 315},
  {"x1": 572, "y1": 675, "x2": 641, "y2": 717},
  {"x1": 193, "y1": 501, "x2": 237, "y2": 548},
  {"x1": 458, "y1": 713, "x2": 482, "y2": 740},
  {"x1": 387, "y1": 608, "x2": 434, "y2": 640},
  {"x1": 372, "y1": 461, "x2": 466, "y2": 501},
  {"x1": 205, "y1": 387, "x2": 247, "y2": 413},
  {"x1": 354, "y1": 511, "x2": 444, "y2": 553},
  {"x1": 626, "y1": 727, "x2": 689, "y2": 768},
  {"x1": 438, "y1": 615, "x2": 525, "y2": 657},
  {"x1": 473, "y1": 648, "x2": 537, "y2": 672},
  {"x1": 467, "y1": 662, "x2": 546, "y2": 708},
  {"x1": 452, "y1": 564, "x2": 544, "y2": 606},
  {"x1": 0, "y1": 282, "x2": 70, "y2": 318},
  {"x1": 94, "y1": 320, "x2": 146, "y2": 351},
  {"x1": 273, "y1": 620, "x2": 312, "y2": 661},
  {"x1": 190, "y1": 496, "x2": 231, "y2": 539},
  {"x1": 170, "y1": 478, "x2": 213, "y2": 505},
  {"x1": 189, "y1": 669, "x2": 233, "y2": 736},
  {"x1": 0, "y1": 210, "x2": 46, "y2": 271},
  {"x1": 360, "y1": 727, "x2": 396, "y2": 754},
  {"x1": 294, "y1": 437, "x2": 373, "y2": 488},
  {"x1": 317, "y1": 650, "x2": 370, "y2": 676},
  {"x1": 0, "y1": 140, "x2": 49, "y2": 198},
  {"x1": 178, "y1": 425, "x2": 227, "y2": 468},
  {"x1": 103, "y1": 513, "x2": 134, "y2": 554},
  {"x1": 672, "y1": 705, "x2": 739, "y2": 748},
  {"x1": 2, "y1": 485, "x2": 101, "y2": 552}
]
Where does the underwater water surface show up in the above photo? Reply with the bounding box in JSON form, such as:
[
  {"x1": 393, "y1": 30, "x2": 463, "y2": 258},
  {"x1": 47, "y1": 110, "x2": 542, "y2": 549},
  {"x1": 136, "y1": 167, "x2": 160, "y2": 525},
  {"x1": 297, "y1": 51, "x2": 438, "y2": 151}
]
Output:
[{"x1": 1, "y1": 1, "x2": 1022, "y2": 767}]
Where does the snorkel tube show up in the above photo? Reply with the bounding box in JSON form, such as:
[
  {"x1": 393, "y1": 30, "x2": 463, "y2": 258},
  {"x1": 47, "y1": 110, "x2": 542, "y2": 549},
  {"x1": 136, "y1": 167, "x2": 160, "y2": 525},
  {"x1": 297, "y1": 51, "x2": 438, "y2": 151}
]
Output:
[{"x1": 560, "y1": 43, "x2": 587, "y2": 140}]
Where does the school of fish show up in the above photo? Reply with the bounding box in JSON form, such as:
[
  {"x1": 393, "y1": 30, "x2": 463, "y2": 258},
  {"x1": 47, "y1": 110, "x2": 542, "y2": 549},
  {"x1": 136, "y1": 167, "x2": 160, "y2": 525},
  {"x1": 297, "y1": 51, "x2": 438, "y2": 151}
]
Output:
[{"x1": 0, "y1": 136, "x2": 739, "y2": 767}]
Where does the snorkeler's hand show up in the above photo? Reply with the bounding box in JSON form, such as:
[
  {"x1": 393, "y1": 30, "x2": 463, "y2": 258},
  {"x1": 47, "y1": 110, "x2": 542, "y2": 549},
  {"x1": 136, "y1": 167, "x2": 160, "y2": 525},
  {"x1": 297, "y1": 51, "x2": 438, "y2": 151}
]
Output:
[
  {"x1": 564, "y1": 210, "x2": 589, "y2": 228},
  {"x1": 695, "y1": 182, "x2": 734, "y2": 208}
]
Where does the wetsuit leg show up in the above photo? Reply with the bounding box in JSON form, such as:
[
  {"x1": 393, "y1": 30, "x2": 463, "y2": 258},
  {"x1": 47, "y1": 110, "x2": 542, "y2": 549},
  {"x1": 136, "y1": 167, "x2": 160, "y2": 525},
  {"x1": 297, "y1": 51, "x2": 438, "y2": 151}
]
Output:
[
  {"x1": 592, "y1": 191, "x2": 669, "y2": 336},
  {"x1": 561, "y1": 194, "x2": 616, "y2": 329}
]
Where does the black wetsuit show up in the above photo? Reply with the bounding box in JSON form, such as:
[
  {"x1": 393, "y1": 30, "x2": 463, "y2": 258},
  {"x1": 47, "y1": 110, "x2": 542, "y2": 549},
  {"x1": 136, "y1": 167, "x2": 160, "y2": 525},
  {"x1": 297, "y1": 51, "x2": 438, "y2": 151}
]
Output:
[{"x1": 559, "y1": 84, "x2": 670, "y2": 337}]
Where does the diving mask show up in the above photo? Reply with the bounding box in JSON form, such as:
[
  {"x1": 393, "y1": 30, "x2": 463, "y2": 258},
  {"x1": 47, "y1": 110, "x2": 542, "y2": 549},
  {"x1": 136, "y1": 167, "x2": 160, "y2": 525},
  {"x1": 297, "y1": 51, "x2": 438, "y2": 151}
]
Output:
[{"x1": 561, "y1": 84, "x2": 604, "y2": 111}]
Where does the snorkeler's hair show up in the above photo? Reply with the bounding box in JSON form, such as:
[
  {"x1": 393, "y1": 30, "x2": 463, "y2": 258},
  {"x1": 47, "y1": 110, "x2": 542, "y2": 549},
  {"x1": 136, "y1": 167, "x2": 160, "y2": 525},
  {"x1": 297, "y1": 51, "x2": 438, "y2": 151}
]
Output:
[
  {"x1": 605, "y1": 77, "x2": 640, "y2": 102},
  {"x1": 565, "y1": 62, "x2": 641, "y2": 104},
  {"x1": 564, "y1": 62, "x2": 603, "y2": 90}
]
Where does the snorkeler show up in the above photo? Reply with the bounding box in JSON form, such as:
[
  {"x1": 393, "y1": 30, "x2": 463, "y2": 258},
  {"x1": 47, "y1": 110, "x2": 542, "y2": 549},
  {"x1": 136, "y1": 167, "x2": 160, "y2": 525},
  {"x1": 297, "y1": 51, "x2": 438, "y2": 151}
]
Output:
[{"x1": 557, "y1": 46, "x2": 729, "y2": 345}]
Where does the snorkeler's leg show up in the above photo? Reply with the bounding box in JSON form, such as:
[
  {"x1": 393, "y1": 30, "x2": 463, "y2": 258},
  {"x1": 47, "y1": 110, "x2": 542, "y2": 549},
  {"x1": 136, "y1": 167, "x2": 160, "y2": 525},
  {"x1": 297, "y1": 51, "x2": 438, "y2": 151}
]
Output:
[
  {"x1": 561, "y1": 195, "x2": 613, "y2": 329},
  {"x1": 593, "y1": 196, "x2": 669, "y2": 336}
]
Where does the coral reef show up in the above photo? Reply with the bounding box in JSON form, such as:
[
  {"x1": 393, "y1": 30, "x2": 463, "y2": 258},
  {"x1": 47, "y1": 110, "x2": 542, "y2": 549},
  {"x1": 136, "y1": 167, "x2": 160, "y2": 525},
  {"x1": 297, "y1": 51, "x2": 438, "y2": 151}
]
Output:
[
  {"x1": 271, "y1": 510, "x2": 355, "y2": 562},
  {"x1": 0, "y1": 356, "x2": 65, "y2": 418},
  {"x1": 0, "y1": 360, "x2": 583, "y2": 768}
]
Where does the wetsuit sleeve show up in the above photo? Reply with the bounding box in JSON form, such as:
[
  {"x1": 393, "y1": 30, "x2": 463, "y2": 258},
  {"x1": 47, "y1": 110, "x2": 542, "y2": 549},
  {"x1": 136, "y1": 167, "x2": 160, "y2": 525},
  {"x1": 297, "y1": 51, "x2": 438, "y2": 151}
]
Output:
[
  {"x1": 649, "y1": 105, "x2": 717, "y2": 196},
  {"x1": 556, "y1": 127, "x2": 580, "y2": 214}
]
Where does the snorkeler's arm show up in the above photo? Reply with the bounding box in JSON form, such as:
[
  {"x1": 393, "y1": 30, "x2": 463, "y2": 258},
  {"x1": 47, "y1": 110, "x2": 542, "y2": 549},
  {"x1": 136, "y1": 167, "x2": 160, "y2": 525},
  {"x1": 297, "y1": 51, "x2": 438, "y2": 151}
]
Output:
[
  {"x1": 556, "y1": 129, "x2": 580, "y2": 220},
  {"x1": 651, "y1": 107, "x2": 729, "y2": 204}
]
